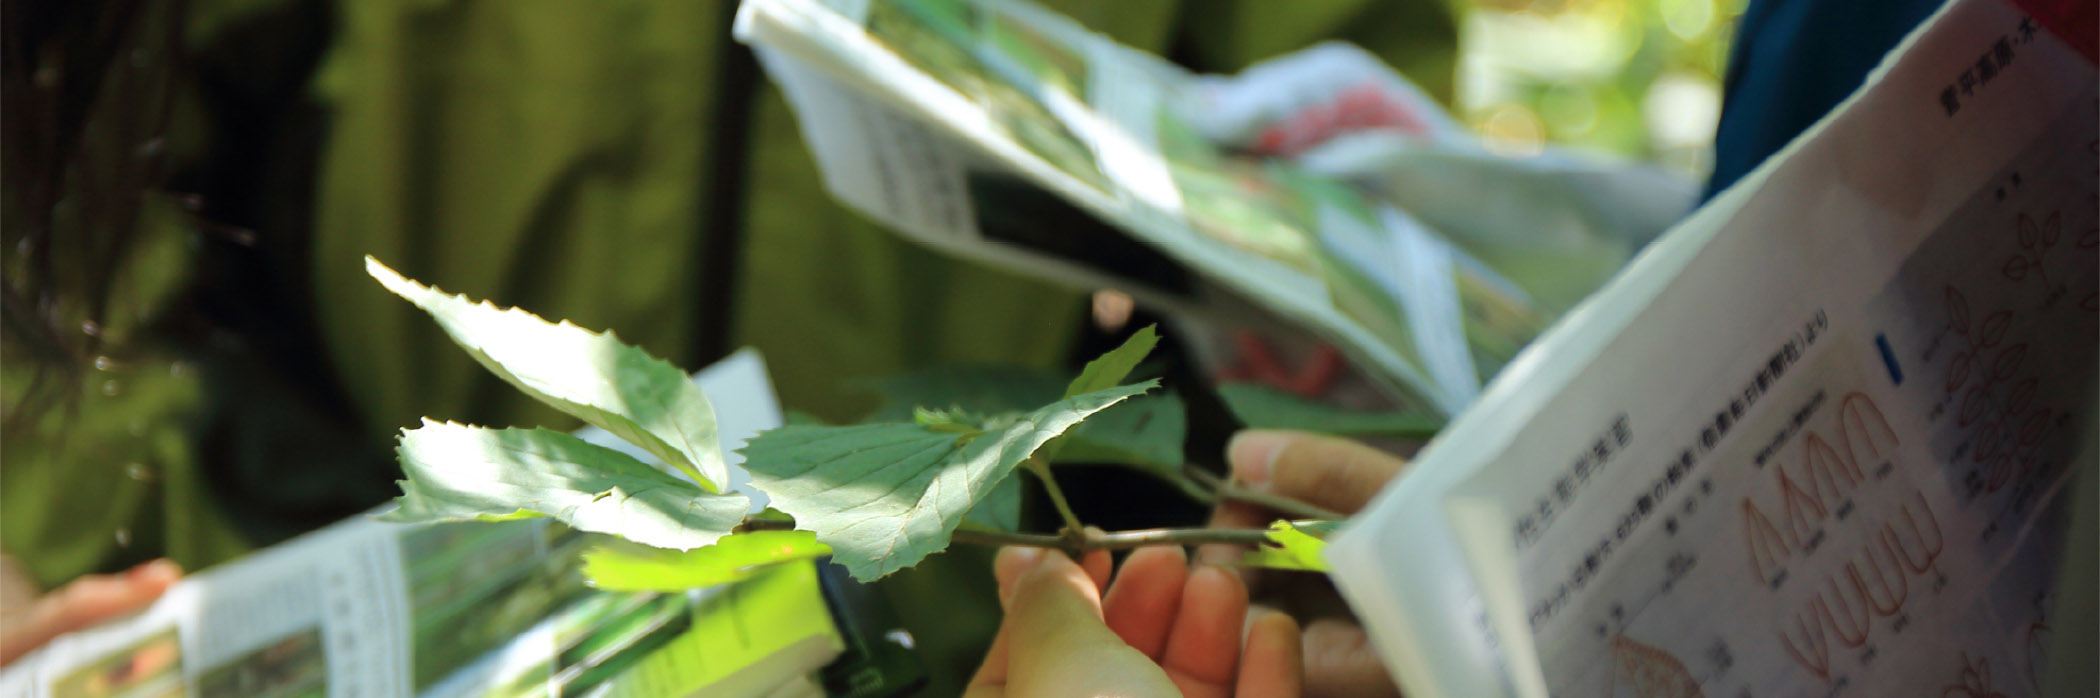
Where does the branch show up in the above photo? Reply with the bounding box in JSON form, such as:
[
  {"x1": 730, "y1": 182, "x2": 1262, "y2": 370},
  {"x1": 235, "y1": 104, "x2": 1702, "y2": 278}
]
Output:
[
  {"x1": 954, "y1": 525, "x2": 1276, "y2": 550},
  {"x1": 737, "y1": 516, "x2": 1274, "y2": 551},
  {"x1": 1184, "y1": 465, "x2": 1346, "y2": 521},
  {"x1": 1051, "y1": 460, "x2": 1214, "y2": 504}
]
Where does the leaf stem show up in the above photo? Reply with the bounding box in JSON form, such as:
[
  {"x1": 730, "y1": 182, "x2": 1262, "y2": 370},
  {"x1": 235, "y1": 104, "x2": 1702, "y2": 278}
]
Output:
[
  {"x1": 1183, "y1": 465, "x2": 1345, "y2": 521},
  {"x1": 1076, "y1": 462, "x2": 1213, "y2": 504},
  {"x1": 1025, "y1": 458, "x2": 1087, "y2": 545}
]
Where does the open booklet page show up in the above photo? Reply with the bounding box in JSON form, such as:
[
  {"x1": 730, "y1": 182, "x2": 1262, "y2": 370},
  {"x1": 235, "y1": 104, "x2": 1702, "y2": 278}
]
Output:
[
  {"x1": 1327, "y1": 0, "x2": 2097, "y2": 696},
  {"x1": 0, "y1": 350, "x2": 864, "y2": 698},
  {"x1": 733, "y1": 0, "x2": 1578, "y2": 416}
]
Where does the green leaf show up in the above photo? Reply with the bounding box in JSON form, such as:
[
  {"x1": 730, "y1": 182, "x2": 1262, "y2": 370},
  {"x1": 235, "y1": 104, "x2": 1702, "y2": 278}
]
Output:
[
  {"x1": 582, "y1": 531, "x2": 832, "y2": 591},
  {"x1": 366, "y1": 257, "x2": 729, "y2": 491},
  {"x1": 865, "y1": 365, "x2": 1060, "y2": 421},
  {"x1": 1236, "y1": 519, "x2": 1336, "y2": 572},
  {"x1": 1051, "y1": 392, "x2": 1185, "y2": 470},
  {"x1": 1217, "y1": 382, "x2": 1443, "y2": 439},
  {"x1": 868, "y1": 365, "x2": 1186, "y2": 471},
  {"x1": 740, "y1": 382, "x2": 1155, "y2": 580},
  {"x1": 1064, "y1": 325, "x2": 1160, "y2": 398},
  {"x1": 962, "y1": 472, "x2": 1023, "y2": 531},
  {"x1": 383, "y1": 421, "x2": 749, "y2": 550}
]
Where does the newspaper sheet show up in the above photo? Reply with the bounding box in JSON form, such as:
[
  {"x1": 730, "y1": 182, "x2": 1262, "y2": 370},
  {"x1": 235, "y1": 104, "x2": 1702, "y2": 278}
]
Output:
[
  {"x1": 1, "y1": 351, "x2": 831, "y2": 698},
  {"x1": 734, "y1": 0, "x2": 1567, "y2": 416},
  {"x1": 1326, "y1": 0, "x2": 2098, "y2": 696}
]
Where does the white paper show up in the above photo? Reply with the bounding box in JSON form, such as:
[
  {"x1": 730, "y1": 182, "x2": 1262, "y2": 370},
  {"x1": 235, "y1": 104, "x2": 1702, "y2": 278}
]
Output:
[
  {"x1": 1328, "y1": 1, "x2": 2097, "y2": 696},
  {"x1": 3, "y1": 350, "x2": 791, "y2": 698}
]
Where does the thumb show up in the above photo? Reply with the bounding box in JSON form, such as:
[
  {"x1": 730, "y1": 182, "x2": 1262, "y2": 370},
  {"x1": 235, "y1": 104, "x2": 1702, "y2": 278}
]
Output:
[
  {"x1": 1226, "y1": 430, "x2": 1407, "y2": 515},
  {"x1": 1005, "y1": 553, "x2": 1179, "y2": 697}
]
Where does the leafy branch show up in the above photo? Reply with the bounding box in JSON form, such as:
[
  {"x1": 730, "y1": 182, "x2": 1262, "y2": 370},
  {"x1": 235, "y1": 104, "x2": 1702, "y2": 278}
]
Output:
[{"x1": 364, "y1": 258, "x2": 1346, "y2": 590}]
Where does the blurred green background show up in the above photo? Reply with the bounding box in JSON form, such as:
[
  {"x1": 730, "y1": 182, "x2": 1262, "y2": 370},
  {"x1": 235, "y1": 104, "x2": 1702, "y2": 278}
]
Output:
[
  {"x1": 1461, "y1": 0, "x2": 1738, "y2": 175},
  {"x1": 1458, "y1": 0, "x2": 1747, "y2": 175}
]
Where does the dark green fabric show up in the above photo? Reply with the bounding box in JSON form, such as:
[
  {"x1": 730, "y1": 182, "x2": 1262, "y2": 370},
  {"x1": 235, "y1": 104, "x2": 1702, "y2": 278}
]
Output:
[{"x1": 4, "y1": 4, "x2": 1458, "y2": 675}]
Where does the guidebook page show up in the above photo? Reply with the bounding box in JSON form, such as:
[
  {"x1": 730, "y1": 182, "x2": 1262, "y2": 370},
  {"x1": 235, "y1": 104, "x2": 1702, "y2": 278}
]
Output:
[{"x1": 1327, "y1": 0, "x2": 2098, "y2": 696}]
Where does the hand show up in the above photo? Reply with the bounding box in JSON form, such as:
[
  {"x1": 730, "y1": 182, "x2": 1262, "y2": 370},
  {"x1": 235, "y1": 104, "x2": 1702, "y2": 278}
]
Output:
[
  {"x1": 1, "y1": 559, "x2": 181, "y2": 666},
  {"x1": 1204, "y1": 430, "x2": 1411, "y2": 698},
  {"x1": 967, "y1": 545, "x2": 1303, "y2": 698}
]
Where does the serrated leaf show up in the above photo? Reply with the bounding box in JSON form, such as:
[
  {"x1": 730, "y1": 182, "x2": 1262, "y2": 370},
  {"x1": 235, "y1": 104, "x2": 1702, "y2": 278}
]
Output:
[
  {"x1": 1065, "y1": 325, "x2": 1160, "y2": 398},
  {"x1": 367, "y1": 257, "x2": 728, "y2": 491},
  {"x1": 1217, "y1": 382, "x2": 1443, "y2": 439},
  {"x1": 865, "y1": 365, "x2": 1062, "y2": 421},
  {"x1": 1052, "y1": 392, "x2": 1185, "y2": 470},
  {"x1": 869, "y1": 365, "x2": 1186, "y2": 471},
  {"x1": 740, "y1": 382, "x2": 1155, "y2": 580},
  {"x1": 1236, "y1": 520, "x2": 1335, "y2": 572},
  {"x1": 963, "y1": 471, "x2": 1024, "y2": 531},
  {"x1": 383, "y1": 421, "x2": 748, "y2": 550},
  {"x1": 582, "y1": 531, "x2": 832, "y2": 591}
]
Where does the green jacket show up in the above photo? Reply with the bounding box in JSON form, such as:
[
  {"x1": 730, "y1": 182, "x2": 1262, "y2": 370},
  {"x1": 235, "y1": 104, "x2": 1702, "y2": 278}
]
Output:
[{"x1": 5, "y1": 0, "x2": 1453, "y2": 688}]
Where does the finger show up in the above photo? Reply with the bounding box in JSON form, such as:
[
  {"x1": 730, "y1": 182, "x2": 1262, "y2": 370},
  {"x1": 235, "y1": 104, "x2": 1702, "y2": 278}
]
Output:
[
  {"x1": 1080, "y1": 546, "x2": 1112, "y2": 593},
  {"x1": 1228, "y1": 430, "x2": 1407, "y2": 515},
  {"x1": 994, "y1": 547, "x2": 1043, "y2": 610},
  {"x1": 975, "y1": 546, "x2": 1089, "y2": 693},
  {"x1": 1303, "y1": 618, "x2": 1401, "y2": 698},
  {"x1": 1092, "y1": 290, "x2": 1135, "y2": 331},
  {"x1": 1005, "y1": 553, "x2": 1178, "y2": 697},
  {"x1": 43, "y1": 559, "x2": 178, "y2": 630},
  {"x1": 965, "y1": 618, "x2": 1015, "y2": 693},
  {"x1": 1160, "y1": 566, "x2": 1249, "y2": 697},
  {"x1": 1100, "y1": 545, "x2": 1188, "y2": 658},
  {"x1": 1237, "y1": 610, "x2": 1305, "y2": 698},
  {"x1": 2, "y1": 560, "x2": 180, "y2": 666},
  {"x1": 1196, "y1": 499, "x2": 1271, "y2": 568},
  {"x1": 995, "y1": 546, "x2": 1108, "y2": 605}
]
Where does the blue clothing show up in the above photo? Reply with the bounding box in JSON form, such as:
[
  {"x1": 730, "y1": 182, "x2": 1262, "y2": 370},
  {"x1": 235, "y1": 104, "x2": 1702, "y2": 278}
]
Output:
[{"x1": 1706, "y1": 0, "x2": 1945, "y2": 197}]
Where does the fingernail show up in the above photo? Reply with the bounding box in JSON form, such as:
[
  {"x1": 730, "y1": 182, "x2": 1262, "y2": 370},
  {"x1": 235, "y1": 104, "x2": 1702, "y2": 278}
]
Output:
[
  {"x1": 998, "y1": 546, "x2": 1043, "y2": 572},
  {"x1": 1227, "y1": 430, "x2": 1289, "y2": 488},
  {"x1": 130, "y1": 559, "x2": 180, "y2": 583}
]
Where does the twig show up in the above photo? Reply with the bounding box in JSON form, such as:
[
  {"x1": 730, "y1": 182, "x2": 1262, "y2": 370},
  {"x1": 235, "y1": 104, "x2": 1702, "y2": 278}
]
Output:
[
  {"x1": 954, "y1": 526, "x2": 1275, "y2": 550},
  {"x1": 1046, "y1": 460, "x2": 1217, "y2": 504},
  {"x1": 736, "y1": 516, "x2": 1275, "y2": 550},
  {"x1": 1184, "y1": 465, "x2": 1346, "y2": 521},
  {"x1": 1025, "y1": 458, "x2": 1087, "y2": 545}
]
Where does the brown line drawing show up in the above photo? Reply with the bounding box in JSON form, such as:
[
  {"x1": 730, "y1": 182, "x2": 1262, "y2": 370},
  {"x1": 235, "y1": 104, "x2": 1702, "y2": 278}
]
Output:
[
  {"x1": 1884, "y1": 490, "x2": 1945, "y2": 575},
  {"x1": 1743, "y1": 498, "x2": 1792, "y2": 582},
  {"x1": 1833, "y1": 392, "x2": 1898, "y2": 476},
  {"x1": 1940, "y1": 653, "x2": 2011, "y2": 698},
  {"x1": 1778, "y1": 603, "x2": 1832, "y2": 681},
  {"x1": 1850, "y1": 533, "x2": 1909, "y2": 617},
  {"x1": 1820, "y1": 575, "x2": 1871, "y2": 649},
  {"x1": 1777, "y1": 467, "x2": 1830, "y2": 546},
  {"x1": 1739, "y1": 393, "x2": 1907, "y2": 582}
]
